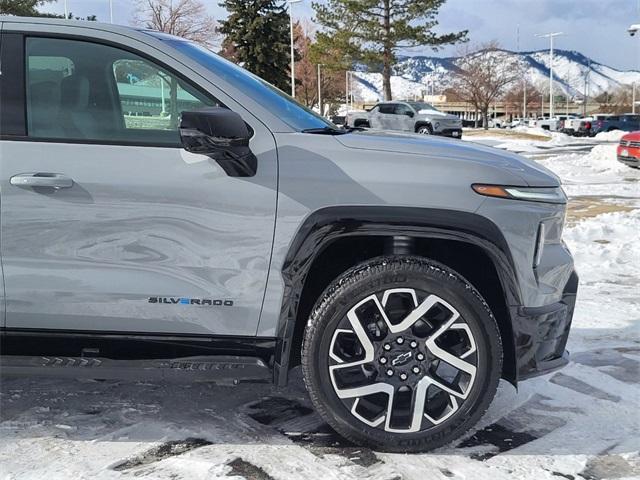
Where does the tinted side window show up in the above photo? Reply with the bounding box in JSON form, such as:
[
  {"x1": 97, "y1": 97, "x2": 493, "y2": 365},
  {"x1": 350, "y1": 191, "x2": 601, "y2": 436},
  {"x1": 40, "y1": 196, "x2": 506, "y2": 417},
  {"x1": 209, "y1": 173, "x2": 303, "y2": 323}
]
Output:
[
  {"x1": 394, "y1": 104, "x2": 413, "y2": 116},
  {"x1": 378, "y1": 104, "x2": 395, "y2": 114},
  {"x1": 26, "y1": 37, "x2": 217, "y2": 145}
]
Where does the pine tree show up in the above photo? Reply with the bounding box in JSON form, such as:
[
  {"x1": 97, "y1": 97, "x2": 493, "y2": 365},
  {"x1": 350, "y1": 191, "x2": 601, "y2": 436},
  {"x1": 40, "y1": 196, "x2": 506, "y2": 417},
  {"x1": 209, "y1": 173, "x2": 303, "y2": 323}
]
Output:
[
  {"x1": 313, "y1": 0, "x2": 468, "y2": 101},
  {"x1": 219, "y1": 0, "x2": 290, "y2": 92},
  {"x1": 0, "y1": 0, "x2": 54, "y2": 16}
]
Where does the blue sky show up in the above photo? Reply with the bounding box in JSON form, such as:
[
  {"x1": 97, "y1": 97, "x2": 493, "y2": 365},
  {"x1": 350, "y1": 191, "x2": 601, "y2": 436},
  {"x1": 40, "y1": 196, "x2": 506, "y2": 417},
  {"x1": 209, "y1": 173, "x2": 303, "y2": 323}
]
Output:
[{"x1": 41, "y1": 0, "x2": 639, "y2": 71}]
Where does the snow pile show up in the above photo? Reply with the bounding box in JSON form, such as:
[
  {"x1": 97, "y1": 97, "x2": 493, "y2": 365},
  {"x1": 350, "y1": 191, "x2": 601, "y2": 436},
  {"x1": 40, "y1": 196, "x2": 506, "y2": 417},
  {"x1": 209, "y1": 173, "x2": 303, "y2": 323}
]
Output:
[
  {"x1": 493, "y1": 131, "x2": 581, "y2": 153},
  {"x1": 594, "y1": 130, "x2": 625, "y2": 142},
  {"x1": 537, "y1": 144, "x2": 639, "y2": 197},
  {"x1": 511, "y1": 125, "x2": 552, "y2": 137},
  {"x1": 564, "y1": 209, "x2": 640, "y2": 284}
]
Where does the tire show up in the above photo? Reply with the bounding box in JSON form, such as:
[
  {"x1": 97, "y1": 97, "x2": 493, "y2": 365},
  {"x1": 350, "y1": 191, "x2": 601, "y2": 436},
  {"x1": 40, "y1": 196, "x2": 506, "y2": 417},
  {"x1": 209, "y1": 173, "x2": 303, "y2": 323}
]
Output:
[
  {"x1": 416, "y1": 125, "x2": 432, "y2": 135},
  {"x1": 302, "y1": 256, "x2": 502, "y2": 452}
]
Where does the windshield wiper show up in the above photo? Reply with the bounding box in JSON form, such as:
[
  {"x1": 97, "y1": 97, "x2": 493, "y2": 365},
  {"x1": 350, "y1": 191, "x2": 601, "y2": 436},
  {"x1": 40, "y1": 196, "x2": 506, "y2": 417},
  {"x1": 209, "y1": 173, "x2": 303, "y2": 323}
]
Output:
[
  {"x1": 301, "y1": 126, "x2": 347, "y2": 135},
  {"x1": 302, "y1": 126, "x2": 366, "y2": 135},
  {"x1": 302, "y1": 127, "x2": 360, "y2": 135}
]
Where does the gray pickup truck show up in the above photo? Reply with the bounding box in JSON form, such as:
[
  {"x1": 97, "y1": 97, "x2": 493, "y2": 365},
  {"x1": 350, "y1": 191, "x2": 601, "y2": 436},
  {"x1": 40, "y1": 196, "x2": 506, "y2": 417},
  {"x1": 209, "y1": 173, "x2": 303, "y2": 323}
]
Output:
[
  {"x1": 0, "y1": 16, "x2": 576, "y2": 453},
  {"x1": 346, "y1": 101, "x2": 463, "y2": 138}
]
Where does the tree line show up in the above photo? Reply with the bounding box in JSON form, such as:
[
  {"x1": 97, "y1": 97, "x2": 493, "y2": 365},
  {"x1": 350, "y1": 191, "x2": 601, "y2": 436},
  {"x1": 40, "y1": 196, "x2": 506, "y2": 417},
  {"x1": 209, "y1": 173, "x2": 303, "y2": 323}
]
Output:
[{"x1": 4, "y1": 0, "x2": 617, "y2": 124}]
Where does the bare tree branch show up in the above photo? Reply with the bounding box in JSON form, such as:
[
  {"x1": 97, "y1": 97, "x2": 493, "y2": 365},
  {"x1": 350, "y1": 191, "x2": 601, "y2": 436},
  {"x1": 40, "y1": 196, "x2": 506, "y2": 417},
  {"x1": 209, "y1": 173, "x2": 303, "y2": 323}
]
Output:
[
  {"x1": 453, "y1": 41, "x2": 522, "y2": 129},
  {"x1": 132, "y1": 0, "x2": 218, "y2": 47}
]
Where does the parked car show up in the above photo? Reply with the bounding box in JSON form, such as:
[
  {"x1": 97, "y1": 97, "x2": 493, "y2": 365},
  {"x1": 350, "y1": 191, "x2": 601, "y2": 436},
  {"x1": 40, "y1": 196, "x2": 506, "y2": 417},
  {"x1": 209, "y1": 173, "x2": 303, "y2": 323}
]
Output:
[
  {"x1": 561, "y1": 117, "x2": 589, "y2": 136},
  {"x1": 591, "y1": 114, "x2": 640, "y2": 136},
  {"x1": 577, "y1": 114, "x2": 612, "y2": 137},
  {"x1": 537, "y1": 115, "x2": 578, "y2": 132},
  {"x1": 346, "y1": 101, "x2": 463, "y2": 138},
  {"x1": 487, "y1": 117, "x2": 508, "y2": 129},
  {"x1": 617, "y1": 131, "x2": 640, "y2": 168},
  {"x1": 0, "y1": 17, "x2": 577, "y2": 452},
  {"x1": 529, "y1": 116, "x2": 546, "y2": 128},
  {"x1": 331, "y1": 115, "x2": 346, "y2": 127}
]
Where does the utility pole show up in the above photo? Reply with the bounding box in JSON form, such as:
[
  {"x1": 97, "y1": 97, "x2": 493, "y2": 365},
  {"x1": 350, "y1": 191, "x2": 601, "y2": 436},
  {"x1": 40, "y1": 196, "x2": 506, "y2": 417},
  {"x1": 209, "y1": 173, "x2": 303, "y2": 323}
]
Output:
[
  {"x1": 63, "y1": 0, "x2": 68, "y2": 18},
  {"x1": 287, "y1": 0, "x2": 302, "y2": 98},
  {"x1": 317, "y1": 64, "x2": 323, "y2": 116},
  {"x1": 109, "y1": 0, "x2": 113, "y2": 23},
  {"x1": 517, "y1": 24, "x2": 526, "y2": 119},
  {"x1": 583, "y1": 59, "x2": 591, "y2": 116},
  {"x1": 536, "y1": 32, "x2": 564, "y2": 118},
  {"x1": 345, "y1": 71, "x2": 349, "y2": 110}
]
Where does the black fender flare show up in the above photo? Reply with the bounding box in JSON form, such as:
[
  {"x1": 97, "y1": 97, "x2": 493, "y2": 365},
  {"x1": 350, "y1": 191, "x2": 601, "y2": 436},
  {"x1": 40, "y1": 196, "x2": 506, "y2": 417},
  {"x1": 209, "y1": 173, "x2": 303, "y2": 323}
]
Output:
[{"x1": 273, "y1": 206, "x2": 521, "y2": 386}]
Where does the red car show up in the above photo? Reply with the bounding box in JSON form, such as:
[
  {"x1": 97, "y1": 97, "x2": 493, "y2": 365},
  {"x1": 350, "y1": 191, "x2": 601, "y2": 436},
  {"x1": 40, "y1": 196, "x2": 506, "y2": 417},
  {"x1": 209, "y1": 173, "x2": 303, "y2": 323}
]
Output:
[{"x1": 617, "y1": 131, "x2": 640, "y2": 168}]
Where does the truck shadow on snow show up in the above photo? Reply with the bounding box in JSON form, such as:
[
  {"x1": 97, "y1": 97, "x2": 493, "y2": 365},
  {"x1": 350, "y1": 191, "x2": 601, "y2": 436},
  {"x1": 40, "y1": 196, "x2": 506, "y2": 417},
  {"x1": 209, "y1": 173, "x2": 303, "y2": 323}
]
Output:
[{"x1": 1, "y1": 339, "x2": 638, "y2": 478}]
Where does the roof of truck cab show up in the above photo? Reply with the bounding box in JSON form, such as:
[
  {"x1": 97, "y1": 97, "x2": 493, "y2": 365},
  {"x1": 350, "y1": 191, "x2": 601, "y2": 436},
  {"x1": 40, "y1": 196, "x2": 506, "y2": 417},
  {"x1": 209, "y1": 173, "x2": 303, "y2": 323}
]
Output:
[{"x1": 0, "y1": 15, "x2": 178, "y2": 43}]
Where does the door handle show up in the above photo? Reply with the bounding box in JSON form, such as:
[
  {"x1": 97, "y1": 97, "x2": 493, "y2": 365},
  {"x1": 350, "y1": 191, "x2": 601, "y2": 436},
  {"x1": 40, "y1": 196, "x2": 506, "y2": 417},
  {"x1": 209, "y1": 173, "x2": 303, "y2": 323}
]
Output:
[{"x1": 10, "y1": 173, "x2": 74, "y2": 189}]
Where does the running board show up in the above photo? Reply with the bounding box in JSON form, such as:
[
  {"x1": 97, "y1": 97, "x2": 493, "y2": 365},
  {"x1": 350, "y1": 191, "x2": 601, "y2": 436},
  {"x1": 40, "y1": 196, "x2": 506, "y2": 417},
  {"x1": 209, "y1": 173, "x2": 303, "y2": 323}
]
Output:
[{"x1": 0, "y1": 355, "x2": 271, "y2": 385}]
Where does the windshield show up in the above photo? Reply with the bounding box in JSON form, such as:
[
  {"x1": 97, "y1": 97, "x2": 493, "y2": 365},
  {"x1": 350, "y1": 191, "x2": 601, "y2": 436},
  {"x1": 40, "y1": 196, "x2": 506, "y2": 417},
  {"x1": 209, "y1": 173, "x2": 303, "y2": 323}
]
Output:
[
  {"x1": 408, "y1": 102, "x2": 440, "y2": 112},
  {"x1": 150, "y1": 33, "x2": 336, "y2": 132}
]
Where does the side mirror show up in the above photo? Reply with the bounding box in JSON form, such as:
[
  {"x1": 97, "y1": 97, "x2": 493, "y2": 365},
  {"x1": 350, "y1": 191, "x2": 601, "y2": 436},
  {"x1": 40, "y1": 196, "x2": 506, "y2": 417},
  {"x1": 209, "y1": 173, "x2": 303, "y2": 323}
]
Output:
[
  {"x1": 406, "y1": 111, "x2": 414, "y2": 118},
  {"x1": 179, "y1": 108, "x2": 257, "y2": 177}
]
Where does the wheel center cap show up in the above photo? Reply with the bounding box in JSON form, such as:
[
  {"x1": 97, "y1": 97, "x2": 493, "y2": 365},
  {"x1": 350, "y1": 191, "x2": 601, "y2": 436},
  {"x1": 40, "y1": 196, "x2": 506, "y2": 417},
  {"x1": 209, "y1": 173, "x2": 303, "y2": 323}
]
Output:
[{"x1": 391, "y1": 351, "x2": 412, "y2": 366}]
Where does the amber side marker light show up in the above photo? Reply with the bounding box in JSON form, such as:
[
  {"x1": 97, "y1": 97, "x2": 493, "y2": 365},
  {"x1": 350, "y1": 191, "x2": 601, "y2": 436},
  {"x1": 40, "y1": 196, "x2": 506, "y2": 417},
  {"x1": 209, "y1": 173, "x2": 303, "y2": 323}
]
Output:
[{"x1": 471, "y1": 184, "x2": 567, "y2": 204}]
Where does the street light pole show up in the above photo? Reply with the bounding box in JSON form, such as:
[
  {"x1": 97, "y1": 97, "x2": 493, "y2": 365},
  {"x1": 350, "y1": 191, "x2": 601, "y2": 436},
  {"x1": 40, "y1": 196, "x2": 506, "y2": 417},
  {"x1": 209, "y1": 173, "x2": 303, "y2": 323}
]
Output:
[
  {"x1": 109, "y1": 0, "x2": 113, "y2": 23},
  {"x1": 63, "y1": 0, "x2": 68, "y2": 18},
  {"x1": 536, "y1": 32, "x2": 564, "y2": 118},
  {"x1": 287, "y1": 0, "x2": 302, "y2": 98},
  {"x1": 628, "y1": 23, "x2": 640, "y2": 113},
  {"x1": 317, "y1": 64, "x2": 323, "y2": 116}
]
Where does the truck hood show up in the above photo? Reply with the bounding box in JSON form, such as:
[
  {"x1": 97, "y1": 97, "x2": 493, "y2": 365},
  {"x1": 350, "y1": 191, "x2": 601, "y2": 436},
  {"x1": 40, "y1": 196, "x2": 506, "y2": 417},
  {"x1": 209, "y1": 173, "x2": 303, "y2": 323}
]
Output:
[
  {"x1": 335, "y1": 130, "x2": 560, "y2": 187},
  {"x1": 417, "y1": 110, "x2": 459, "y2": 121}
]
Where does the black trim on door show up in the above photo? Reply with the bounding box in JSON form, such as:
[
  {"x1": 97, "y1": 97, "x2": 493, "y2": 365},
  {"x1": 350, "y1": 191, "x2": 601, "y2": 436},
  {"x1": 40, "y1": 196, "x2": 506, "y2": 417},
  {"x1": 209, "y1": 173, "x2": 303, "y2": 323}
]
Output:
[
  {"x1": 1, "y1": 328, "x2": 277, "y2": 365},
  {"x1": 0, "y1": 33, "x2": 27, "y2": 136}
]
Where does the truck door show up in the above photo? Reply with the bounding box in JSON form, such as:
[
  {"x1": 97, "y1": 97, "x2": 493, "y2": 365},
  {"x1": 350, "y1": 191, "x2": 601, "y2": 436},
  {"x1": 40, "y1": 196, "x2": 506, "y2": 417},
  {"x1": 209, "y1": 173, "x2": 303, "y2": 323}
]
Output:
[{"x1": 0, "y1": 33, "x2": 277, "y2": 336}]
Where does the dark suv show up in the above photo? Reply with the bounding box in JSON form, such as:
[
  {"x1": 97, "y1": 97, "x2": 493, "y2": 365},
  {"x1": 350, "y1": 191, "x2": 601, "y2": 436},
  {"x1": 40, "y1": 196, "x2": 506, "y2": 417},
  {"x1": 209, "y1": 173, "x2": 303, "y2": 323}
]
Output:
[
  {"x1": 0, "y1": 17, "x2": 577, "y2": 452},
  {"x1": 591, "y1": 114, "x2": 640, "y2": 136}
]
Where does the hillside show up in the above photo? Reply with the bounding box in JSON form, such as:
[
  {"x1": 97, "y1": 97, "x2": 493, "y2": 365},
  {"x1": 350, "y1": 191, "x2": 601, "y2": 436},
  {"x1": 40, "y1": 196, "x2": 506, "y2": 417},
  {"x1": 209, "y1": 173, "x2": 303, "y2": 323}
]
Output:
[{"x1": 352, "y1": 49, "x2": 640, "y2": 103}]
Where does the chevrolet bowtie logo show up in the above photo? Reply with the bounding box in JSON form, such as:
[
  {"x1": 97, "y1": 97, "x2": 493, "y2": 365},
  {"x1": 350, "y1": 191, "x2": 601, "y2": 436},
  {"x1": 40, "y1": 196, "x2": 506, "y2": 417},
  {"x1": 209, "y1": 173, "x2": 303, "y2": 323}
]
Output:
[{"x1": 392, "y1": 351, "x2": 412, "y2": 366}]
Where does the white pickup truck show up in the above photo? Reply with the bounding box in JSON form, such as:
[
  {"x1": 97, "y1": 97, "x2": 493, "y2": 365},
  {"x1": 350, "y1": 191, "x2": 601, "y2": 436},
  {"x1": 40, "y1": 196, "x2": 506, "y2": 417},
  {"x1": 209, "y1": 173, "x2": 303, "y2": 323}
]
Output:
[
  {"x1": 531, "y1": 115, "x2": 578, "y2": 132},
  {"x1": 561, "y1": 117, "x2": 588, "y2": 136}
]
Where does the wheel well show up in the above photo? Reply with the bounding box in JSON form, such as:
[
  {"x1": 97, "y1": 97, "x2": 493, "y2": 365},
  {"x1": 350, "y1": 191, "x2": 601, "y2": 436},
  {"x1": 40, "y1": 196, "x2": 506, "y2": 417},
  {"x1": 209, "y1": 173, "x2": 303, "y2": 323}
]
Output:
[
  {"x1": 289, "y1": 235, "x2": 516, "y2": 383},
  {"x1": 415, "y1": 122, "x2": 432, "y2": 132}
]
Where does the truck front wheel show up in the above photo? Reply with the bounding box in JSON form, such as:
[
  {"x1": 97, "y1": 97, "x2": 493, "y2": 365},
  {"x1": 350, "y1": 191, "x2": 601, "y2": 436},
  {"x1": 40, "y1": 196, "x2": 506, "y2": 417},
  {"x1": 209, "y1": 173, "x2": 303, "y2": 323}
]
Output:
[
  {"x1": 416, "y1": 125, "x2": 432, "y2": 135},
  {"x1": 301, "y1": 256, "x2": 503, "y2": 452}
]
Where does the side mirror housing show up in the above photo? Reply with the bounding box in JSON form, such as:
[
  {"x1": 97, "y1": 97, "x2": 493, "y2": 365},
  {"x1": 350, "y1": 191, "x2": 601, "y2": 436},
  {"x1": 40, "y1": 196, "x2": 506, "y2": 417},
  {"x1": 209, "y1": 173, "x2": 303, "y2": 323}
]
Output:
[
  {"x1": 180, "y1": 108, "x2": 257, "y2": 177},
  {"x1": 406, "y1": 111, "x2": 414, "y2": 118}
]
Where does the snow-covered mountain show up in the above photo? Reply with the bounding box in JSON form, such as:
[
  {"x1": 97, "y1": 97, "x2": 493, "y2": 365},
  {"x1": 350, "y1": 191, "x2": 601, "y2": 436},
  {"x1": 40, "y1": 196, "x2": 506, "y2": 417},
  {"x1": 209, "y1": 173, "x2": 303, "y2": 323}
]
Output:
[{"x1": 351, "y1": 49, "x2": 640, "y2": 103}]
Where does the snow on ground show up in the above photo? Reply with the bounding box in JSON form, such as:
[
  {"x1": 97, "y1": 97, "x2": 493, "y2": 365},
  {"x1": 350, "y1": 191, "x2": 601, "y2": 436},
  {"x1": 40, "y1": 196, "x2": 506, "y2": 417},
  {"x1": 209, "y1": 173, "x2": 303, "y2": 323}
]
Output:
[
  {"x1": 594, "y1": 130, "x2": 626, "y2": 142},
  {"x1": 1, "y1": 142, "x2": 639, "y2": 479}
]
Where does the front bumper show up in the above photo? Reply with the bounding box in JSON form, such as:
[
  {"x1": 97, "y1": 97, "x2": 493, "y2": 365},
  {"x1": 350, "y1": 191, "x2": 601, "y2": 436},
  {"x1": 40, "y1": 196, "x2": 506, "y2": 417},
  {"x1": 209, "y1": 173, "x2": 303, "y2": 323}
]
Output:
[
  {"x1": 514, "y1": 270, "x2": 578, "y2": 380},
  {"x1": 618, "y1": 155, "x2": 640, "y2": 167},
  {"x1": 436, "y1": 128, "x2": 463, "y2": 138}
]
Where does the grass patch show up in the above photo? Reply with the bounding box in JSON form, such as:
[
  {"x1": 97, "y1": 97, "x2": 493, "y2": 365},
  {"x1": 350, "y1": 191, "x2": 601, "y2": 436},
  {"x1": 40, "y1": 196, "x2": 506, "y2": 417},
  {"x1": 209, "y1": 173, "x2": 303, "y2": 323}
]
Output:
[
  {"x1": 463, "y1": 129, "x2": 552, "y2": 142},
  {"x1": 566, "y1": 197, "x2": 636, "y2": 225}
]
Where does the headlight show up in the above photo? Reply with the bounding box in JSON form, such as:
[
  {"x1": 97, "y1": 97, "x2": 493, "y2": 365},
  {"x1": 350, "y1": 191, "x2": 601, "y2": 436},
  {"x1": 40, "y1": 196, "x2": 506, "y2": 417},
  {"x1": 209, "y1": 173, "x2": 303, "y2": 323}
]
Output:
[{"x1": 472, "y1": 184, "x2": 567, "y2": 204}]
